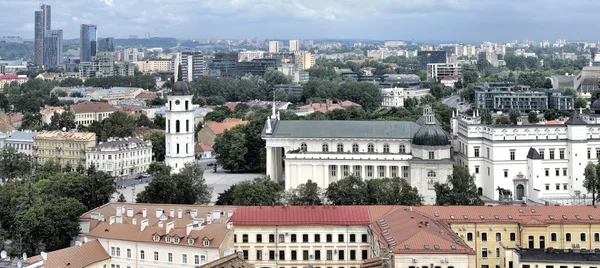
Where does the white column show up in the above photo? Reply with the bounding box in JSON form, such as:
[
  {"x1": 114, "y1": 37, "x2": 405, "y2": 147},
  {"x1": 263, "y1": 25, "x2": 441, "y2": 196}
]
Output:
[
  {"x1": 297, "y1": 164, "x2": 302, "y2": 188},
  {"x1": 385, "y1": 165, "x2": 390, "y2": 178},
  {"x1": 323, "y1": 164, "x2": 329, "y2": 186},
  {"x1": 312, "y1": 164, "x2": 317, "y2": 183},
  {"x1": 285, "y1": 162, "x2": 291, "y2": 190},
  {"x1": 266, "y1": 146, "x2": 274, "y2": 179},
  {"x1": 362, "y1": 165, "x2": 366, "y2": 179},
  {"x1": 337, "y1": 165, "x2": 342, "y2": 181}
]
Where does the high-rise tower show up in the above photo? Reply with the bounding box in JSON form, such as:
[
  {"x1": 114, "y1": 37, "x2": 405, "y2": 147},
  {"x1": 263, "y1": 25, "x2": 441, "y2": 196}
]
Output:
[
  {"x1": 34, "y1": 4, "x2": 51, "y2": 66},
  {"x1": 80, "y1": 24, "x2": 98, "y2": 62},
  {"x1": 164, "y1": 64, "x2": 195, "y2": 174}
]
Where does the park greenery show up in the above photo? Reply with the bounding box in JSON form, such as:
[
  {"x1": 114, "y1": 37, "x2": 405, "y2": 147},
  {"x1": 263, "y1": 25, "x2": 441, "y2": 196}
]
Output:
[
  {"x1": 136, "y1": 163, "x2": 212, "y2": 204},
  {"x1": 0, "y1": 149, "x2": 115, "y2": 257}
]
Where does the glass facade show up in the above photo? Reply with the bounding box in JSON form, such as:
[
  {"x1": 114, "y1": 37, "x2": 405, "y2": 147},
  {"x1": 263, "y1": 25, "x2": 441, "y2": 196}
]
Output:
[{"x1": 80, "y1": 24, "x2": 98, "y2": 62}]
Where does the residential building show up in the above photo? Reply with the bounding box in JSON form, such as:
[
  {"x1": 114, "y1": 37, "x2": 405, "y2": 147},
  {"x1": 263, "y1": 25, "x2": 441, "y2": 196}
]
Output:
[
  {"x1": 208, "y1": 52, "x2": 238, "y2": 77},
  {"x1": 180, "y1": 52, "x2": 207, "y2": 81},
  {"x1": 98, "y1": 37, "x2": 115, "y2": 52},
  {"x1": 441, "y1": 75, "x2": 460, "y2": 88},
  {"x1": 136, "y1": 60, "x2": 173, "y2": 73},
  {"x1": 384, "y1": 40, "x2": 405, "y2": 47},
  {"x1": 197, "y1": 120, "x2": 250, "y2": 147},
  {"x1": 0, "y1": 75, "x2": 28, "y2": 88},
  {"x1": 508, "y1": 248, "x2": 600, "y2": 268},
  {"x1": 165, "y1": 65, "x2": 196, "y2": 173},
  {"x1": 43, "y1": 29, "x2": 63, "y2": 69},
  {"x1": 288, "y1": 40, "x2": 299, "y2": 52},
  {"x1": 5, "y1": 130, "x2": 38, "y2": 156},
  {"x1": 40, "y1": 106, "x2": 65, "y2": 124},
  {"x1": 294, "y1": 51, "x2": 315, "y2": 70},
  {"x1": 268, "y1": 41, "x2": 279, "y2": 53},
  {"x1": 195, "y1": 142, "x2": 214, "y2": 159},
  {"x1": 478, "y1": 51, "x2": 499, "y2": 67},
  {"x1": 33, "y1": 131, "x2": 96, "y2": 168},
  {"x1": 86, "y1": 137, "x2": 152, "y2": 177},
  {"x1": 34, "y1": 4, "x2": 51, "y2": 66},
  {"x1": 22, "y1": 240, "x2": 110, "y2": 268},
  {"x1": 78, "y1": 203, "x2": 237, "y2": 268},
  {"x1": 235, "y1": 59, "x2": 279, "y2": 77},
  {"x1": 238, "y1": 50, "x2": 265, "y2": 62},
  {"x1": 79, "y1": 52, "x2": 136, "y2": 79},
  {"x1": 474, "y1": 83, "x2": 574, "y2": 112},
  {"x1": 70, "y1": 101, "x2": 118, "y2": 127},
  {"x1": 297, "y1": 99, "x2": 361, "y2": 113},
  {"x1": 550, "y1": 74, "x2": 575, "y2": 89},
  {"x1": 123, "y1": 48, "x2": 139, "y2": 62},
  {"x1": 381, "y1": 87, "x2": 431, "y2": 108},
  {"x1": 80, "y1": 24, "x2": 98, "y2": 62},
  {"x1": 426, "y1": 63, "x2": 462, "y2": 82},
  {"x1": 574, "y1": 66, "x2": 600, "y2": 94},
  {"x1": 417, "y1": 50, "x2": 447, "y2": 69},
  {"x1": 263, "y1": 106, "x2": 453, "y2": 204}
]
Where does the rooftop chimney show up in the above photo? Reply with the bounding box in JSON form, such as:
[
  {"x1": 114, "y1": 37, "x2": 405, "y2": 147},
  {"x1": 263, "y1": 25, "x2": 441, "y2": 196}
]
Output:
[
  {"x1": 227, "y1": 222, "x2": 234, "y2": 230},
  {"x1": 142, "y1": 208, "x2": 147, "y2": 218},
  {"x1": 140, "y1": 219, "x2": 149, "y2": 231},
  {"x1": 170, "y1": 209, "x2": 174, "y2": 218},
  {"x1": 178, "y1": 209, "x2": 183, "y2": 219},
  {"x1": 186, "y1": 223, "x2": 193, "y2": 235},
  {"x1": 126, "y1": 208, "x2": 134, "y2": 217},
  {"x1": 109, "y1": 216, "x2": 116, "y2": 225},
  {"x1": 116, "y1": 207, "x2": 122, "y2": 217},
  {"x1": 132, "y1": 218, "x2": 137, "y2": 225},
  {"x1": 166, "y1": 221, "x2": 174, "y2": 233},
  {"x1": 158, "y1": 221, "x2": 164, "y2": 228},
  {"x1": 156, "y1": 208, "x2": 162, "y2": 218},
  {"x1": 116, "y1": 216, "x2": 123, "y2": 224}
]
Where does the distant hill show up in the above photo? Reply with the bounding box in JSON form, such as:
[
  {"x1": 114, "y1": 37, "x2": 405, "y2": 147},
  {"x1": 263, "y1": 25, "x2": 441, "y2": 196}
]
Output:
[
  {"x1": 0, "y1": 41, "x2": 33, "y2": 61},
  {"x1": 64, "y1": 37, "x2": 178, "y2": 49}
]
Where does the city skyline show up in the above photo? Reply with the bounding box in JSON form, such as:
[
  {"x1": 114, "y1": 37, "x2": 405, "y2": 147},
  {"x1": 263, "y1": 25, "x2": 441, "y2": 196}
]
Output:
[{"x1": 2, "y1": 0, "x2": 600, "y2": 42}]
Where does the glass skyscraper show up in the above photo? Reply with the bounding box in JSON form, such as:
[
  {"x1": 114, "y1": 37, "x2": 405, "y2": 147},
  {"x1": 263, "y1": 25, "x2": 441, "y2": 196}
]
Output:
[
  {"x1": 80, "y1": 24, "x2": 98, "y2": 62},
  {"x1": 43, "y1": 30, "x2": 63, "y2": 69},
  {"x1": 34, "y1": 4, "x2": 51, "y2": 66},
  {"x1": 98, "y1": 37, "x2": 115, "y2": 52}
]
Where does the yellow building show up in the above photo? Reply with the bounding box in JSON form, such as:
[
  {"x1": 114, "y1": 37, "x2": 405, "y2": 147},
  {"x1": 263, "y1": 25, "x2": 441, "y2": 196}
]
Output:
[
  {"x1": 33, "y1": 131, "x2": 97, "y2": 169},
  {"x1": 415, "y1": 205, "x2": 600, "y2": 268},
  {"x1": 136, "y1": 60, "x2": 173, "y2": 73},
  {"x1": 294, "y1": 51, "x2": 315, "y2": 70}
]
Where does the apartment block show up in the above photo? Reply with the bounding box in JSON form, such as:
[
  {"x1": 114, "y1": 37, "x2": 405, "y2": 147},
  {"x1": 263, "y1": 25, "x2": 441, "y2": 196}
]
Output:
[{"x1": 33, "y1": 131, "x2": 96, "y2": 168}]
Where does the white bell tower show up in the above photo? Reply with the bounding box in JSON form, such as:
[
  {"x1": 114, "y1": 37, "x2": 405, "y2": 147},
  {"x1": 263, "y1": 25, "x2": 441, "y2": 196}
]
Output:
[{"x1": 165, "y1": 63, "x2": 195, "y2": 173}]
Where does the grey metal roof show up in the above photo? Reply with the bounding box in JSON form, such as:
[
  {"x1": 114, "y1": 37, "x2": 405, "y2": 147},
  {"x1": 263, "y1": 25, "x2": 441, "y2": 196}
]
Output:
[
  {"x1": 416, "y1": 115, "x2": 441, "y2": 126},
  {"x1": 565, "y1": 110, "x2": 587, "y2": 125},
  {"x1": 526, "y1": 148, "x2": 541, "y2": 159},
  {"x1": 93, "y1": 137, "x2": 144, "y2": 148},
  {"x1": 6, "y1": 131, "x2": 38, "y2": 141},
  {"x1": 412, "y1": 124, "x2": 450, "y2": 146},
  {"x1": 266, "y1": 120, "x2": 421, "y2": 139}
]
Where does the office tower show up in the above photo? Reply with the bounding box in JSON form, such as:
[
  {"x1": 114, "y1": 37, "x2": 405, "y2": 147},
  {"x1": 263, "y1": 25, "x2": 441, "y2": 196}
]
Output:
[
  {"x1": 97, "y1": 37, "x2": 115, "y2": 52},
  {"x1": 123, "y1": 48, "x2": 139, "y2": 62},
  {"x1": 43, "y1": 30, "x2": 63, "y2": 69},
  {"x1": 79, "y1": 52, "x2": 135, "y2": 78},
  {"x1": 80, "y1": 24, "x2": 98, "y2": 62},
  {"x1": 289, "y1": 40, "x2": 299, "y2": 52},
  {"x1": 34, "y1": 4, "x2": 51, "y2": 66},
  {"x1": 180, "y1": 52, "x2": 207, "y2": 81},
  {"x1": 268, "y1": 41, "x2": 279, "y2": 53},
  {"x1": 417, "y1": 51, "x2": 447, "y2": 69}
]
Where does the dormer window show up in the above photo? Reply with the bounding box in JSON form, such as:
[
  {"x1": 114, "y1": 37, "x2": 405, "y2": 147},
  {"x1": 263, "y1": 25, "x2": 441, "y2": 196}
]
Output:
[
  {"x1": 165, "y1": 236, "x2": 171, "y2": 243},
  {"x1": 174, "y1": 237, "x2": 180, "y2": 244},
  {"x1": 153, "y1": 235, "x2": 160, "y2": 242},
  {"x1": 203, "y1": 238, "x2": 210, "y2": 247}
]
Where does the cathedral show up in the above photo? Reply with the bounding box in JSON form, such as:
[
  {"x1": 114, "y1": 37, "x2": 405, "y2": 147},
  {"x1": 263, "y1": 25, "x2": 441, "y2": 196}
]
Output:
[{"x1": 262, "y1": 106, "x2": 453, "y2": 204}]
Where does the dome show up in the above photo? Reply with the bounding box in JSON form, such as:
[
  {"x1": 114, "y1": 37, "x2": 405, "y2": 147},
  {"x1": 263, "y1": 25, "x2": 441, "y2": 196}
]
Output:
[
  {"x1": 412, "y1": 124, "x2": 450, "y2": 146},
  {"x1": 171, "y1": 64, "x2": 190, "y2": 96}
]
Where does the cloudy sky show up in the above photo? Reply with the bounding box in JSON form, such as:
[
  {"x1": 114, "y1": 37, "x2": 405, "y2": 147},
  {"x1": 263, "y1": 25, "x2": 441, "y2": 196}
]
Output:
[{"x1": 0, "y1": 0, "x2": 599, "y2": 42}]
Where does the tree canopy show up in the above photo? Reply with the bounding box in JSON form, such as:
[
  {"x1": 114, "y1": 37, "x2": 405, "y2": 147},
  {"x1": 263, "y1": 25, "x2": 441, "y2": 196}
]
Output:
[
  {"x1": 136, "y1": 163, "x2": 212, "y2": 204},
  {"x1": 434, "y1": 166, "x2": 483, "y2": 206}
]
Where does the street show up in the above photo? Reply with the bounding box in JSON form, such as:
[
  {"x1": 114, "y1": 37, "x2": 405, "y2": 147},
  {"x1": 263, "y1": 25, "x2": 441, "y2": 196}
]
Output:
[{"x1": 442, "y1": 94, "x2": 470, "y2": 112}]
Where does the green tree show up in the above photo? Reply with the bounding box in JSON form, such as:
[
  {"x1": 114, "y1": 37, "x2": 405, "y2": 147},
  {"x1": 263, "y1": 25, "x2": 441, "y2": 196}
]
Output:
[
  {"x1": 365, "y1": 177, "x2": 422, "y2": 205},
  {"x1": 144, "y1": 131, "x2": 166, "y2": 161},
  {"x1": 21, "y1": 113, "x2": 43, "y2": 130},
  {"x1": 528, "y1": 111, "x2": 540, "y2": 124},
  {"x1": 59, "y1": 78, "x2": 83, "y2": 87},
  {"x1": 135, "y1": 114, "x2": 154, "y2": 128},
  {"x1": 462, "y1": 69, "x2": 479, "y2": 85},
  {"x1": 509, "y1": 110, "x2": 521, "y2": 125},
  {"x1": 204, "y1": 106, "x2": 234, "y2": 122},
  {"x1": 118, "y1": 193, "x2": 127, "y2": 202},
  {"x1": 215, "y1": 185, "x2": 236, "y2": 205},
  {"x1": 434, "y1": 166, "x2": 483, "y2": 206},
  {"x1": 86, "y1": 166, "x2": 117, "y2": 210},
  {"x1": 101, "y1": 111, "x2": 136, "y2": 140},
  {"x1": 480, "y1": 109, "x2": 493, "y2": 125},
  {"x1": 495, "y1": 117, "x2": 510, "y2": 125},
  {"x1": 0, "y1": 147, "x2": 33, "y2": 181},
  {"x1": 584, "y1": 162, "x2": 599, "y2": 206},
  {"x1": 214, "y1": 126, "x2": 248, "y2": 172},
  {"x1": 325, "y1": 175, "x2": 369, "y2": 205},
  {"x1": 575, "y1": 97, "x2": 587, "y2": 109},
  {"x1": 137, "y1": 163, "x2": 212, "y2": 204},
  {"x1": 544, "y1": 109, "x2": 558, "y2": 121},
  {"x1": 231, "y1": 177, "x2": 283, "y2": 206},
  {"x1": 283, "y1": 180, "x2": 323, "y2": 205},
  {"x1": 48, "y1": 110, "x2": 76, "y2": 131},
  {"x1": 153, "y1": 115, "x2": 166, "y2": 130}
]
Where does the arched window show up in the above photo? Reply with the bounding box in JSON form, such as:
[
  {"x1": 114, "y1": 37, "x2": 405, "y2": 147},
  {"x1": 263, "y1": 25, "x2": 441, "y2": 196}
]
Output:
[
  {"x1": 167, "y1": 120, "x2": 170, "y2": 133},
  {"x1": 383, "y1": 143, "x2": 390, "y2": 153},
  {"x1": 352, "y1": 143, "x2": 359, "y2": 153},
  {"x1": 337, "y1": 143, "x2": 344, "y2": 152},
  {"x1": 169, "y1": 101, "x2": 172, "y2": 110},
  {"x1": 300, "y1": 143, "x2": 307, "y2": 152},
  {"x1": 186, "y1": 120, "x2": 190, "y2": 132},
  {"x1": 175, "y1": 120, "x2": 180, "y2": 133},
  {"x1": 399, "y1": 144, "x2": 406, "y2": 153},
  {"x1": 322, "y1": 143, "x2": 329, "y2": 152},
  {"x1": 367, "y1": 143, "x2": 374, "y2": 153},
  {"x1": 176, "y1": 143, "x2": 180, "y2": 154},
  {"x1": 428, "y1": 170, "x2": 436, "y2": 177},
  {"x1": 185, "y1": 100, "x2": 189, "y2": 110}
]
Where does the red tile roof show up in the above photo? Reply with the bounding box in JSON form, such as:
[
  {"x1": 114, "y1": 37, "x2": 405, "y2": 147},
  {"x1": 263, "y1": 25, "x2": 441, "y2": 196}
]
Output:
[
  {"x1": 136, "y1": 92, "x2": 157, "y2": 99},
  {"x1": 298, "y1": 100, "x2": 361, "y2": 113},
  {"x1": 71, "y1": 101, "x2": 118, "y2": 114},
  {"x1": 230, "y1": 205, "x2": 371, "y2": 226},
  {"x1": 195, "y1": 142, "x2": 214, "y2": 153},
  {"x1": 0, "y1": 75, "x2": 20, "y2": 79},
  {"x1": 206, "y1": 121, "x2": 249, "y2": 135},
  {"x1": 25, "y1": 240, "x2": 110, "y2": 267},
  {"x1": 225, "y1": 102, "x2": 239, "y2": 111}
]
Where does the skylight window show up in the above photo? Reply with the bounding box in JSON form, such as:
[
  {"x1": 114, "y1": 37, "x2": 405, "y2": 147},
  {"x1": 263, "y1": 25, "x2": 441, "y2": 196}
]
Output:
[
  {"x1": 450, "y1": 215, "x2": 455, "y2": 219},
  {"x1": 424, "y1": 245, "x2": 430, "y2": 250},
  {"x1": 479, "y1": 215, "x2": 484, "y2": 219},
  {"x1": 494, "y1": 215, "x2": 499, "y2": 219},
  {"x1": 518, "y1": 209, "x2": 523, "y2": 213},
  {"x1": 434, "y1": 245, "x2": 440, "y2": 250},
  {"x1": 404, "y1": 245, "x2": 410, "y2": 250},
  {"x1": 463, "y1": 215, "x2": 468, "y2": 219},
  {"x1": 576, "y1": 215, "x2": 581, "y2": 220},
  {"x1": 549, "y1": 215, "x2": 554, "y2": 220},
  {"x1": 530, "y1": 209, "x2": 536, "y2": 213},
  {"x1": 508, "y1": 215, "x2": 513, "y2": 219},
  {"x1": 590, "y1": 215, "x2": 595, "y2": 220},
  {"x1": 451, "y1": 245, "x2": 456, "y2": 250},
  {"x1": 562, "y1": 215, "x2": 567, "y2": 220},
  {"x1": 434, "y1": 212, "x2": 439, "y2": 217}
]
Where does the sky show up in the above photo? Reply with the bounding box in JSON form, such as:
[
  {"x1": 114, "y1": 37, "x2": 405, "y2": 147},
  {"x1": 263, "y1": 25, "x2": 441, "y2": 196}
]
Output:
[{"x1": 1, "y1": 0, "x2": 600, "y2": 43}]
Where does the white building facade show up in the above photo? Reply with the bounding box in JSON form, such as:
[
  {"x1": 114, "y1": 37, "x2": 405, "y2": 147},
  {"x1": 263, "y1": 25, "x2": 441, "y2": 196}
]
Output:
[
  {"x1": 165, "y1": 65, "x2": 196, "y2": 174},
  {"x1": 263, "y1": 107, "x2": 453, "y2": 204},
  {"x1": 86, "y1": 137, "x2": 152, "y2": 177},
  {"x1": 381, "y1": 87, "x2": 431, "y2": 108},
  {"x1": 452, "y1": 109, "x2": 593, "y2": 202},
  {"x1": 4, "y1": 130, "x2": 38, "y2": 156}
]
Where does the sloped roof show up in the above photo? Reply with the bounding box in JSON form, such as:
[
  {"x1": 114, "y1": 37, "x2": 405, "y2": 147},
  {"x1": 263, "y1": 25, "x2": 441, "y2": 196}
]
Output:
[
  {"x1": 71, "y1": 101, "x2": 118, "y2": 114},
  {"x1": 6, "y1": 131, "x2": 38, "y2": 141},
  {"x1": 195, "y1": 142, "x2": 214, "y2": 153},
  {"x1": 526, "y1": 148, "x2": 541, "y2": 159},
  {"x1": 25, "y1": 240, "x2": 109, "y2": 268},
  {"x1": 266, "y1": 120, "x2": 421, "y2": 139},
  {"x1": 230, "y1": 206, "x2": 371, "y2": 226},
  {"x1": 201, "y1": 253, "x2": 252, "y2": 268},
  {"x1": 565, "y1": 110, "x2": 587, "y2": 125},
  {"x1": 207, "y1": 121, "x2": 250, "y2": 135}
]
